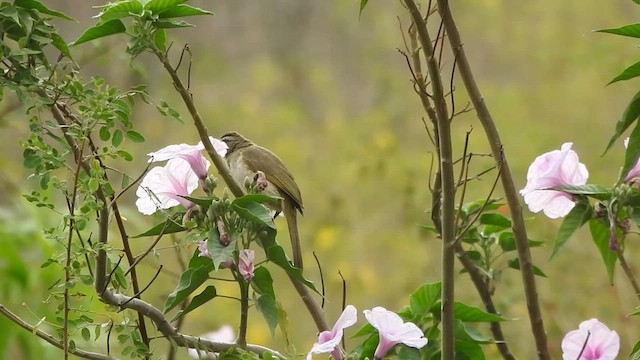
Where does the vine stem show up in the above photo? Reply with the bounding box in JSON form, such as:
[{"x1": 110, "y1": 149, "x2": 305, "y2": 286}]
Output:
[
  {"x1": 615, "y1": 247, "x2": 640, "y2": 301},
  {"x1": 403, "y1": 1, "x2": 456, "y2": 358},
  {"x1": 435, "y1": 0, "x2": 550, "y2": 358}
]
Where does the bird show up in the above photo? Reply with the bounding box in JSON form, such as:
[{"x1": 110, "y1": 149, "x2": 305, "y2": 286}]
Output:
[{"x1": 220, "y1": 131, "x2": 304, "y2": 269}]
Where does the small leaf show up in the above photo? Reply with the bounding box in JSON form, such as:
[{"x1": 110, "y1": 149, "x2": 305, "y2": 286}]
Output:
[
  {"x1": 265, "y1": 244, "x2": 317, "y2": 292},
  {"x1": 14, "y1": 0, "x2": 74, "y2": 21},
  {"x1": 116, "y1": 150, "x2": 133, "y2": 161},
  {"x1": 81, "y1": 327, "x2": 91, "y2": 341},
  {"x1": 507, "y1": 258, "x2": 547, "y2": 277},
  {"x1": 153, "y1": 29, "x2": 166, "y2": 51},
  {"x1": 359, "y1": 0, "x2": 369, "y2": 15},
  {"x1": 206, "y1": 228, "x2": 236, "y2": 270},
  {"x1": 158, "y1": 4, "x2": 213, "y2": 18},
  {"x1": 453, "y1": 302, "x2": 507, "y2": 322},
  {"x1": 125, "y1": 130, "x2": 145, "y2": 143},
  {"x1": 620, "y1": 122, "x2": 640, "y2": 183},
  {"x1": 589, "y1": 219, "x2": 617, "y2": 284},
  {"x1": 112, "y1": 129, "x2": 124, "y2": 147},
  {"x1": 131, "y1": 218, "x2": 186, "y2": 238},
  {"x1": 72, "y1": 20, "x2": 126, "y2": 46},
  {"x1": 252, "y1": 266, "x2": 275, "y2": 298},
  {"x1": 550, "y1": 203, "x2": 592, "y2": 259},
  {"x1": 88, "y1": 178, "x2": 100, "y2": 192},
  {"x1": 99, "y1": 126, "x2": 110, "y2": 141},
  {"x1": 597, "y1": 23, "x2": 640, "y2": 39},
  {"x1": 255, "y1": 294, "x2": 278, "y2": 335},
  {"x1": 409, "y1": 282, "x2": 441, "y2": 317},
  {"x1": 479, "y1": 213, "x2": 511, "y2": 227},
  {"x1": 50, "y1": 33, "x2": 72, "y2": 59},
  {"x1": 550, "y1": 184, "x2": 611, "y2": 200},
  {"x1": 171, "y1": 285, "x2": 217, "y2": 321},
  {"x1": 145, "y1": 0, "x2": 188, "y2": 13},
  {"x1": 604, "y1": 89, "x2": 640, "y2": 154},
  {"x1": 95, "y1": 0, "x2": 143, "y2": 24},
  {"x1": 232, "y1": 199, "x2": 276, "y2": 229},
  {"x1": 609, "y1": 60, "x2": 640, "y2": 85}
]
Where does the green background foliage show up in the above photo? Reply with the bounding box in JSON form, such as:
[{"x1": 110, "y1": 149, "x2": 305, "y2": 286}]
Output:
[{"x1": 1, "y1": 0, "x2": 639, "y2": 358}]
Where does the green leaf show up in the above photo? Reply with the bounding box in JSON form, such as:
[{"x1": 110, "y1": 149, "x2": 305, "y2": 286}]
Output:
[
  {"x1": 597, "y1": 23, "x2": 640, "y2": 39},
  {"x1": 409, "y1": 282, "x2": 441, "y2": 317},
  {"x1": 588, "y1": 219, "x2": 617, "y2": 284},
  {"x1": 359, "y1": 0, "x2": 369, "y2": 15},
  {"x1": 550, "y1": 203, "x2": 592, "y2": 259},
  {"x1": 125, "y1": 130, "x2": 145, "y2": 143},
  {"x1": 507, "y1": 258, "x2": 547, "y2": 277},
  {"x1": 112, "y1": 129, "x2": 124, "y2": 147},
  {"x1": 265, "y1": 244, "x2": 317, "y2": 292},
  {"x1": 171, "y1": 285, "x2": 217, "y2": 321},
  {"x1": 454, "y1": 321, "x2": 486, "y2": 360},
  {"x1": 178, "y1": 195, "x2": 214, "y2": 207},
  {"x1": 397, "y1": 346, "x2": 421, "y2": 360},
  {"x1": 609, "y1": 60, "x2": 640, "y2": 85},
  {"x1": 550, "y1": 184, "x2": 611, "y2": 200},
  {"x1": 131, "y1": 218, "x2": 186, "y2": 238},
  {"x1": 88, "y1": 178, "x2": 100, "y2": 192},
  {"x1": 153, "y1": 29, "x2": 166, "y2": 51},
  {"x1": 50, "y1": 33, "x2": 72, "y2": 59},
  {"x1": 72, "y1": 20, "x2": 126, "y2": 46},
  {"x1": 158, "y1": 4, "x2": 213, "y2": 18},
  {"x1": 206, "y1": 228, "x2": 236, "y2": 270},
  {"x1": 231, "y1": 197, "x2": 276, "y2": 229},
  {"x1": 498, "y1": 232, "x2": 544, "y2": 252},
  {"x1": 14, "y1": 0, "x2": 74, "y2": 21},
  {"x1": 604, "y1": 89, "x2": 640, "y2": 154},
  {"x1": 154, "y1": 19, "x2": 194, "y2": 28},
  {"x1": 630, "y1": 340, "x2": 640, "y2": 360},
  {"x1": 453, "y1": 302, "x2": 506, "y2": 322},
  {"x1": 252, "y1": 266, "x2": 275, "y2": 298},
  {"x1": 351, "y1": 323, "x2": 376, "y2": 338},
  {"x1": 95, "y1": 1, "x2": 143, "y2": 24},
  {"x1": 255, "y1": 294, "x2": 278, "y2": 336},
  {"x1": 116, "y1": 150, "x2": 133, "y2": 161},
  {"x1": 164, "y1": 253, "x2": 213, "y2": 313},
  {"x1": 145, "y1": 0, "x2": 188, "y2": 13},
  {"x1": 621, "y1": 122, "x2": 640, "y2": 183},
  {"x1": 478, "y1": 213, "x2": 511, "y2": 227}
]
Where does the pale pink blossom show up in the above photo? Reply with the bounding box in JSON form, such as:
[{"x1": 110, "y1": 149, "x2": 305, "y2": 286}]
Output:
[
  {"x1": 307, "y1": 305, "x2": 358, "y2": 360},
  {"x1": 238, "y1": 250, "x2": 255, "y2": 281},
  {"x1": 561, "y1": 318, "x2": 619, "y2": 360},
  {"x1": 135, "y1": 158, "x2": 199, "y2": 215},
  {"x1": 197, "y1": 240, "x2": 212, "y2": 258},
  {"x1": 147, "y1": 137, "x2": 227, "y2": 179},
  {"x1": 363, "y1": 307, "x2": 428, "y2": 359},
  {"x1": 519, "y1": 142, "x2": 589, "y2": 219},
  {"x1": 624, "y1": 138, "x2": 640, "y2": 183},
  {"x1": 187, "y1": 325, "x2": 235, "y2": 359}
]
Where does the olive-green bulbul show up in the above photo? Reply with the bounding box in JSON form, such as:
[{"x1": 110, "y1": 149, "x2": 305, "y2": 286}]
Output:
[{"x1": 220, "y1": 131, "x2": 304, "y2": 269}]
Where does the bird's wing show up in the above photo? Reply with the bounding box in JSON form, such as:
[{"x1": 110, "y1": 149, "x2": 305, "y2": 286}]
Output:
[{"x1": 242, "y1": 146, "x2": 304, "y2": 213}]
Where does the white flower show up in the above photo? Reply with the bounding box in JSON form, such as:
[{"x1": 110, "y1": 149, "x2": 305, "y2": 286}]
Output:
[
  {"x1": 363, "y1": 307, "x2": 428, "y2": 359},
  {"x1": 187, "y1": 325, "x2": 235, "y2": 359},
  {"x1": 562, "y1": 319, "x2": 619, "y2": 360},
  {"x1": 147, "y1": 137, "x2": 227, "y2": 179},
  {"x1": 307, "y1": 305, "x2": 358, "y2": 360},
  {"x1": 135, "y1": 158, "x2": 199, "y2": 215}
]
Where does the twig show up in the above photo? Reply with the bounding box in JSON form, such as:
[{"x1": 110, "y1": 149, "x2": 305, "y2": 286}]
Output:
[
  {"x1": 435, "y1": 0, "x2": 550, "y2": 357},
  {"x1": 615, "y1": 247, "x2": 640, "y2": 301},
  {"x1": 313, "y1": 251, "x2": 326, "y2": 308},
  {"x1": 0, "y1": 304, "x2": 116, "y2": 360},
  {"x1": 120, "y1": 266, "x2": 163, "y2": 308}
]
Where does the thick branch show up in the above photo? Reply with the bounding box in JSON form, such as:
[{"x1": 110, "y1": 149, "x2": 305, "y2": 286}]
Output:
[
  {"x1": 403, "y1": 1, "x2": 456, "y2": 358},
  {"x1": 435, "y1": 0, "x2": 550, "y2": 358}
]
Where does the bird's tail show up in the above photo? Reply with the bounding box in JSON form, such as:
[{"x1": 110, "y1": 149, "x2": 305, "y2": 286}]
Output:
[{"x1": 284, "y1": 199, "x2": 303, "y2": 270}]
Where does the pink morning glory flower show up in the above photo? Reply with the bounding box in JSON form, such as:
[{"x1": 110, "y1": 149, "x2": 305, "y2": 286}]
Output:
[
  {"x1": 238, "y1": 249, "x2": 255, "y2": 282},
  {"x1": 561, "y1": 318, "x2": 619, "y2": 360},
  {"x1": 135, "y1": 158, "x2": 199, "y2": 215},
  {"x1": 519, "y1": 142, "x2": 589, "y2": 219},
  {"x1": 624, "y1": 138, "x2": 640, "y2": 184},
  {"x1": 307, "y1": 305, "x2": 357, "y2": 360},
  {"x1": 147, "y1": 137, "x2": 227, "y2": 179},
  {"x1": 363, "y1": 307, "x2": 428, "y2": 359},
  {"x1": 187, "y1": 325, "x2": 235, "y2": 359}
]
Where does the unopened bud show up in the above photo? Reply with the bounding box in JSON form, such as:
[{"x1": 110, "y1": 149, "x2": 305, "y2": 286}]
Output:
[
  {"x1": 254, "y1": 171, "x2": 268, "y2": 192},
  {"x1": 204, "y1": 176, "x2": 218, "y2": 193}
]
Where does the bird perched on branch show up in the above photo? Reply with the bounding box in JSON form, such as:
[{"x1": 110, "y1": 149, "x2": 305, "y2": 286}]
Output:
[{"x1": 220, "y1": 131, "x2": 304, "y2": 269}]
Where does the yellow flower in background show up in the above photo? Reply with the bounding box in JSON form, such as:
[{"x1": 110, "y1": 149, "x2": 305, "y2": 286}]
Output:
[{"x1": 314, "y1": 226, "x2": 339, "y2": 251}]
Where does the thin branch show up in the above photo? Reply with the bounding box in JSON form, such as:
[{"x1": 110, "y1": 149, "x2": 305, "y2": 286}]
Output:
[
  {"x1": 615, "y1": 247, "x2": 640, "y2": 301},
  {"x1": 435, "y1": 1, "x2": 550, "y2": 357},
  {"x1": 0, "y1": 304, "x2": 117, "y2": 360}
]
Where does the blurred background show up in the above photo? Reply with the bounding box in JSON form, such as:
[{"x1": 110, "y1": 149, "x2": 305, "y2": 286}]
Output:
[{"x1": 1, "y1": 0, "x2": 639, "y2": 358}]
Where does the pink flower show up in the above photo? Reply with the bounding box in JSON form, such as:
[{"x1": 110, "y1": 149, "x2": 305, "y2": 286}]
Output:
[
  {"x1": 363, "y1": 307, "x2": 428, "y2": 359},
  {"x1": 307, "y1": 305, "x2": 357, "y2": 360},
  {"x1": 624, "y1": 138, "x2": 640, "y2": 183},
  {"x1": 238, "y1": 249, "x2": 255, "y2": 281},
  {"x1": 187, "y1": 325, "x2": 235, "y2": 359},
  {"x1": 561, "y1": 319, "x2": 619, "y2": 360},
  {"x1": 197, "y1": 240, "x2": 212, "y2": 258},
  {"x1": 135, "y1": 158, "x2": 199, "y2": 215},
  {"x1": 147, "y1": 137, "x2": 227, "y2": 179},
  {"x1": 519, "y1": 142, "x2": 589, "y2": 219}
]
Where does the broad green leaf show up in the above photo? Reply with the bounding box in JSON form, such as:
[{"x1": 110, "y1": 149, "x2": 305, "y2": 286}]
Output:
[
  {"x1": 178, "y1": 195, "x2": 214, "y2": 208},
  {"x1": 624, "y1": 188, "x2": 640, "y2": 207},
  {"x1": 409, "y1": 282, "x2": 441, "y2": 317},
  {"x1": 621, "y1": 122, "x2": 640, "y2": 183},
  {"x1": 455, "y1": 321, "x2": 486, "y2": 360},
  {"x1": 506, "y1": 258, "x2": 547, "y2": 277},
  {"x1": 255, "y1": 294, "x2": 278, "y2": 336},
  {"x1": 14, "y1": 0, "x2": 74, "y2": 21},
  {"x1": 597, "y1": 23, "x2": 640, "y2": 39},
  {"x1": 252, "y1": 266, "x2": 275, "y2": 298},
  {"x1": 164, "y1": 253, "x2": 213, "y2": 313},
  {"x1": 460, "y1": 199, "x2": 501, "y2": 218},
  {"x1": 154, "y1": 19, "x2": 193, "y2": 28},
  {"x1": 479, "y1": 213, "x2": 511, "y2": 227},
  {"x1": 158, "y1": 4, "x2": 213, "y2": 18},
  {"x1": 95, "y1": 1, "x2": 143, "y2": 24},
  {"x1": 265, "y1": 245, "x2": 317, "y2": 292},
  {"x1": 604, "y1": 89, "x2": 640, "y2": 154},
  {"x1": 232, "y1": 199, "x2": 276, "y2": 229},
  {"x1": 72, "y1": 20, "x2": 126, "y2": 46},
  {"x1": 609, "y1": 60, "x2": 640, "y2": 85},
  {"x1": 206, "y1": 228, "x2": 236, "y2": 270},
  {"x1": 145, "y1": 0, "x2": 188, "y2": 13},
  {"x1": 550, "y1": 184, "x2": 611, "y2": 200},
  {"x1": 131, "y1": 218, "x2": 185, "y2": 238},
  {"x1": 550, "y1": 203, "x2": 592, "y2": 259},
  {"x1": 125, "y1": 130, "x2": 145, "y2": 143},
  {"x1": 498, "y1": 232, "x2": 544, "y2": 252},
  {"x1": 453, "y1": 302, "x2": 506, "y2": 322},
  {"x1": 349, "y1": 333, "x2": 378, "y2": 360},
  {"x1": 153, "y1": 28, "x2": 166, "y2": 51},
  {"x1": 351, "y1": 323, "x2": 376, "y2": 338},
  {"x1": 50, "y1": 33, "x2": 72, "y2": 59},
  {"x1": 589, "y1": 219, "x2": 617, "y2": 284},
  {"x1": 171, "y1": 285, "x2": 217, "y2": 321}
]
